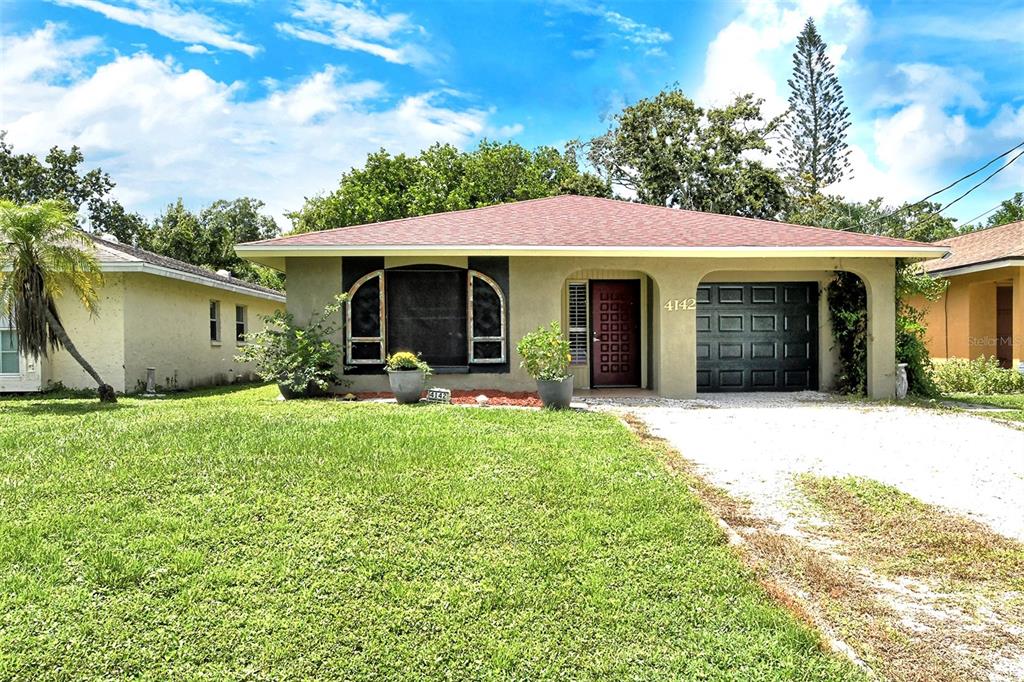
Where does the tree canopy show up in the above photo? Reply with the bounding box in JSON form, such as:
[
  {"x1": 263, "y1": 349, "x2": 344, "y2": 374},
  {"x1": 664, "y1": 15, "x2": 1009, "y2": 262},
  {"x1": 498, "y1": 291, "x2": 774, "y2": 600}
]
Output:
[
  {"x1": 786, "y1": 193, "x2": 959, "y2": 242},
  {"x1": 586, "y1": 90, "x2": 788, "y2": 219},
  {"x1": 985, "y1": 192, "x2": 1024, "y2": 228},
  {"x1": 287, "y1": 140, "x2": 610, "y2": 233},
  {"x1": 781, "y1": 18, "x2": 852, "y2": 194},
  {"x1": 0, "y1": 132, "x2": 149, "y2": 245}
]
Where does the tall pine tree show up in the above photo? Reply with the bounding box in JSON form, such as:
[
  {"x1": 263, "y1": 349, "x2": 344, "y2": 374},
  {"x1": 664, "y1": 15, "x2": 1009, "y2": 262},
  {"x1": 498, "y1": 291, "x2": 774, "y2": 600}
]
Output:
[{"x1": 782, "y1": 18, "x2": 851, "y2": 194}]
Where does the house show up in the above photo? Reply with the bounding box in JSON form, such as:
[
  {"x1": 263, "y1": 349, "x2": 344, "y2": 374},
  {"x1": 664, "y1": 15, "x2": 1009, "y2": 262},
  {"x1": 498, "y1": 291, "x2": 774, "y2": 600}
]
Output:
[
  {"x1": 915, "y1": 220, "x2": 1024, "y2": 370},
  {"x1": 0, "y1": 234, "x2": 284, "y2": 394},
  {"x1": 236, "y1": 195, "x2": 946, "y2": 398}
]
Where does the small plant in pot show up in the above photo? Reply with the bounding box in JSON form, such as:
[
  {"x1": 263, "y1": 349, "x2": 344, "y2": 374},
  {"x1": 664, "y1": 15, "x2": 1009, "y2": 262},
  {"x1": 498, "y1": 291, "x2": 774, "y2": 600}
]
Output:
[
  {"x1": 235, "y1": 295, "x2": 348, "y2": 399},
  {"x1": 517, "y1": 321, "x2": 573, "y2": 409},
  {"x1": 385, "y1": 352, "x2": 432, "y2": 404}
]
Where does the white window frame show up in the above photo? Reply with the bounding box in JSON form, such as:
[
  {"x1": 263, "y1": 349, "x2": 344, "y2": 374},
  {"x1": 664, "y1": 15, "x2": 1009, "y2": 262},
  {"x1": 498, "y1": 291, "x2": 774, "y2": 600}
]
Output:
[
  {"x1": 467, "y1": 270, "x2": 506, "y2": 364},
  {"x1": 0, "y1": 318, "x2": 20, "y2": 375},
  {"x1": 345, "y1": 270, "x2": 385, "y2": 364},
  {"x1": 235, "y1": 305, "x2": 247, "y2": 344},
  {"x1": 567, "y1": 281, "x2": 588, "y2": 366},
  {"x1": 210, "y1": 300, "x2": 221, "y2": 343}
]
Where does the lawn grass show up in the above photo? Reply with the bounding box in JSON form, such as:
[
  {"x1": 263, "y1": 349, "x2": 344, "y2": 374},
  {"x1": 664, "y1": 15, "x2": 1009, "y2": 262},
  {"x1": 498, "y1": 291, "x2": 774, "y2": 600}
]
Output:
[
  {"x1": 0, "y1": 385, "x2": 860, "y2": 680},
  {"x1": 796, "y1": 475, "x2": 1024, "y2": 588},
  {"x1": 945, "y1": 392, "x2": 1024, "y2": 424}
]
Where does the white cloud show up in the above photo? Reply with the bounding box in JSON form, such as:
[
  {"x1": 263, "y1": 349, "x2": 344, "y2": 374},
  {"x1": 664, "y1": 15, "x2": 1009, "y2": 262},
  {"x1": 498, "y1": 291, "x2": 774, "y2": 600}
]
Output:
[
  {"x1": 184, "y1": 44, "x2": 211, "y2": 54},
  {"x1": 697, "y1": 0, "x2": 868, "y2": 114},
  {"x1": 601, "y1": 10, "x2": 671, "y2": 46},
  {"x1": 53, "y1": 0, "x2": 259, "y2": 56},
  {"x1": 0, "y1": 25, "x2": 501, "y2": 226},
  {"x1": 276, "y1": 0, "x2": 430, "y2": 66}
]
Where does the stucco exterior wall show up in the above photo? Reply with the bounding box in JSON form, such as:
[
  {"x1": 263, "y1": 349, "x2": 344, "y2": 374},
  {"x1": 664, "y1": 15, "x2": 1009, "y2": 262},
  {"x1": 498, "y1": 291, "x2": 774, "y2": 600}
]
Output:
[
  {"x1": 285, "y1": 255, "x2": 899, "y2": 399},
  {"x1": 912, "y1": 264, "x2": 1022, "y2": 365},
  {"x1": 121, "y1": 273, "x2": 281, "y2": 392},
  {"x1": 44, "y1": 272, "x2": 128, "y2": 392}
]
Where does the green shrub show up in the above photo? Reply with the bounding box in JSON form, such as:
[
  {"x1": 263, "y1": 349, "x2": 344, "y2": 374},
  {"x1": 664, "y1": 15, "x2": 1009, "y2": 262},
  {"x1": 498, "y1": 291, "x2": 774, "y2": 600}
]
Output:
[
  {"x1": 933, "y1": 356, "x2": 1024, "y2": 395},
  {"x1": 516, "y1": 322, "x2": 572, "y2": 381},
  {"x1": 235, "y1": 295, "x2": 347, "y2": 394},
  {"x1": 385, "y1": 351, "x2": 432, "y2": 375}
]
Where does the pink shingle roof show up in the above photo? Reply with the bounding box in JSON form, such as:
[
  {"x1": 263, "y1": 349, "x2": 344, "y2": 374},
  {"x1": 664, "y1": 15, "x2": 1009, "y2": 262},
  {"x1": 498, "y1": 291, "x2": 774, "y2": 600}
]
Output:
[{"x1": 241, "y1": 195, "x2": 938, "y2": 250}]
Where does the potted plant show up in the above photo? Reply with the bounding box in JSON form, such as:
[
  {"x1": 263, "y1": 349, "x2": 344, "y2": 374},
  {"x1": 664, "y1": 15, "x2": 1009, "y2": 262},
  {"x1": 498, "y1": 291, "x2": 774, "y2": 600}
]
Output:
[
  {"x1": 235, "y1": 295, "x2": 348, "y2": 399},
  {"x1": 385, "y1": 352, "x2": 432, "y2": 404},
  {"x1": 516, "y1": 321, "x2": 574, "y2": 409}
]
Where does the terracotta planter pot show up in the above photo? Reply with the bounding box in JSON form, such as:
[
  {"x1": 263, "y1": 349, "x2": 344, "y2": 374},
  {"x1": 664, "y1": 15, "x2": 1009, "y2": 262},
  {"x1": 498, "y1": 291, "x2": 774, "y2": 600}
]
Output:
[
  {"x1": 387, "y1": 369, "x2": 426, "y2": 404},
  {"x1": 536, "y1": 376, "x2": 573, "y2": 409}
]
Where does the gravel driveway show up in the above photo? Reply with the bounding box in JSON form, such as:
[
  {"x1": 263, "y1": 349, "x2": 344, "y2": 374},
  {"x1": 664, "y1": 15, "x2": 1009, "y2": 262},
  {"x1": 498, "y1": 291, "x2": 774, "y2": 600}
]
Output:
[{"x1": 619, "y1": 394, "x2": 1024, "y2": 541}]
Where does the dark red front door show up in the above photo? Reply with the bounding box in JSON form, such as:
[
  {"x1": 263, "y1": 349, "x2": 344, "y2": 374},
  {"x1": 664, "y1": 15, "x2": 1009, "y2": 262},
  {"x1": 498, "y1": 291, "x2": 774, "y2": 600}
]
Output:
[{"x1": 591, "y1": 280, "x2": 641, "y2": 387}]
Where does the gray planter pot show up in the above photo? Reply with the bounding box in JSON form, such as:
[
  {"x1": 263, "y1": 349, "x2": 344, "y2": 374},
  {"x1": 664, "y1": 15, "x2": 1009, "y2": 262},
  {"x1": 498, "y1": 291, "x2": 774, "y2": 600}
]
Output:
[
  {"x1": 387, "y1": 369, "x2": 426, "y2": 404},
  {"x1": 536, "y1": 376, "x2": 573, "y2": 410}
]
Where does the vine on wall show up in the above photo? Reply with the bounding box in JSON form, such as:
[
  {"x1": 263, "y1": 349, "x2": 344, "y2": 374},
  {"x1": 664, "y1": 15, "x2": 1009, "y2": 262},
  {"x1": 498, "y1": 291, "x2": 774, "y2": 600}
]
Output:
[{"x1": 826, "y1": 265, "x2": 946, "y2": 397}]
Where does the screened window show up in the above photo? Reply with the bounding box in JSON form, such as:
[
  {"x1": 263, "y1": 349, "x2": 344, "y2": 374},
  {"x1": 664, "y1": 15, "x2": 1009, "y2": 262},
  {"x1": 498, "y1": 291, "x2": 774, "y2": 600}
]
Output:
[
  {"x1": 210, "y1": 301, "x2": 221, "y2": 342},
  {"x1": 567, "y1": 282, "x2": 588, "y2": 365},
  {"x1": 0, "y1": 328, "x2": 19, "y2": 374},
  {"x1": 235, "y1": 305, "x2": 247, "y2": 343},
  {"x1": 469, "y1": 271, "x2": 505, "y2": 363},
  {"x1": 346, "y1": 270, "x2": 385, "y2": 364},
  {"x1": 346, "y1": 267, "x2": 506, "y2": 367}
]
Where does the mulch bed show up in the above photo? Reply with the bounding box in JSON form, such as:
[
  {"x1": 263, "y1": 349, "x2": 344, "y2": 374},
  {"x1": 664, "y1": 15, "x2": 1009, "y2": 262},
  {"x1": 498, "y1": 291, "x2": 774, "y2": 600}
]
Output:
[{"x1": 352, "y1": 389, "x2": 543, "y2": 408}]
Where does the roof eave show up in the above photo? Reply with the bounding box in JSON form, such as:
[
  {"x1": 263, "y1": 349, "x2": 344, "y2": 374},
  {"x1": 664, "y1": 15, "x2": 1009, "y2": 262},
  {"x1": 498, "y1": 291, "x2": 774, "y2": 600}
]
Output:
[
  {"x1": 923, "y1": 257, "x2": 1024, "y2": 278},
  {"x1": 100, "y1": 261, "x2": 285, "y2": 302},
  {"x1": 236, "y1": 243, "x2": 949, "y2": 270}
]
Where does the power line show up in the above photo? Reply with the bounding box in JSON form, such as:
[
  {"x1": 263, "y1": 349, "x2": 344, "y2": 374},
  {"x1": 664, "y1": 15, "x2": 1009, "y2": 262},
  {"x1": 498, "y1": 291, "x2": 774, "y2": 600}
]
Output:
[
  {"x1": 853, "y1": 139, "x2": 1024, "y2": 231},
  {"x1": 934, "y1": 148, "x2": 1024, "y2": 216},
  {"x1": 959, "y1": 202, "x2": 1002, "y2": 228}
]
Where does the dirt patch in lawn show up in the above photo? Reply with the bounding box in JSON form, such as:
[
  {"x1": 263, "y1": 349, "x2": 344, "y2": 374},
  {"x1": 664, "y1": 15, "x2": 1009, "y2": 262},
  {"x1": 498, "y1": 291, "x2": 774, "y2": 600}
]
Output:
[{"x1": 621, "y1": 413, "x2": 1024, "y2": 682}]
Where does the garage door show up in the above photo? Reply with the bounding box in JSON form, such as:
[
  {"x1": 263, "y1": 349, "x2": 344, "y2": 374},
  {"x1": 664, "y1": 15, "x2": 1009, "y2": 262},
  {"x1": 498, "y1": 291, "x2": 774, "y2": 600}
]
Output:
[{"x1": 696, "y1": 282, "x2": 818, "y2": 392}]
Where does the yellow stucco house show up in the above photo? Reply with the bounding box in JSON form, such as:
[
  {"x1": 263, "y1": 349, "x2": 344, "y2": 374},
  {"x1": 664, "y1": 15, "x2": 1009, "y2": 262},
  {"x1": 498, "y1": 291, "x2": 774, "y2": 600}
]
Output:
[
  {"x1": 915, "y1": 220, "x2": 1024, "y2": 370},
  {"x1": 237, "y1": 196, "x2": 946, "y2": 399},
  {"x1": 0, "y1": 234, "x2": 283, "y2": 394}
]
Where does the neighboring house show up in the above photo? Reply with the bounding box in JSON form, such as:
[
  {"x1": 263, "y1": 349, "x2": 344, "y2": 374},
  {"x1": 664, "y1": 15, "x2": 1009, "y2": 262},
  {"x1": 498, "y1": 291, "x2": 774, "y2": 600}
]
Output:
[
  {"x1": 236, "y1": 195, "x2": 945, "y2": 398},
  {"x1": 0, "y1": 234, "x2": 284, "y2": 394},
  {"x1": 915, "y1": 220, "x2": 1024, "y2": 370}
]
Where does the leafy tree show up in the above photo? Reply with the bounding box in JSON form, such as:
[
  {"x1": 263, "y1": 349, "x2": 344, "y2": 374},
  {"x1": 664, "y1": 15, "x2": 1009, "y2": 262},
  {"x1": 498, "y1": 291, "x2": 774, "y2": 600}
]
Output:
[
  {"x1": 0, "y1": 200, "x2": 116, "y2": 402},
  {"x1": 986, "y1": 192, "x2": 1024, "y2": 228},
  {"x1": 586, "y1": 90, "x2": 788, "y2": 219},
  {"x1": 0, "y1": 132, "x2": 149, "y2": 245},
  {"x1": 786, "y1": 194, "x2": 958, "y2": 242},
  {"x1": 288, "y1": 140, "x2": 610, "y2": 233},
  {"x1": 149, "y1": 199, "x2": 205, "y2": 264},
  {"x1": 781, "y1": 18, "x2": 852, "y2": 194},
  {"x1": 788, "y1": 194, "x2": 949, "y2": 396}
]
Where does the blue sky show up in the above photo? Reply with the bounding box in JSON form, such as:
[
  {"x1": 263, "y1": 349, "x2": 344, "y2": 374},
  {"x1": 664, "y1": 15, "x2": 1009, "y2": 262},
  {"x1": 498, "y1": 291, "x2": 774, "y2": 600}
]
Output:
[{"x1": 1, "y1": 0, "x2": 1021, "y2": 229}]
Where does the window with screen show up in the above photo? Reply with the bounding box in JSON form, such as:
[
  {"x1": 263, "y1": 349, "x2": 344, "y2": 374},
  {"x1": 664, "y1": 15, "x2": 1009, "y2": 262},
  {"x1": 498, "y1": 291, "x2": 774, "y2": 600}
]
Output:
[
  {"x1": 386, "y1": 269, "x2": 467, "y2": 366},
  {"x1": 469, "y1": 271, "x2": 505, "y2": 363},
  {"x1": 209, "y1": 301, "x2": 221, "y2": 343},
  {"x1": 235, "y1": 305, "x2": 247, "y2": 343},
  {"x1": 345, "y1": 266, "x2": 507, "y2": 369},
  {"x1": 0, "y1": 326, "x2": 19, "y2": 374},
  {"x1": 567, "y1": 282, "x2": 588, "y2": 365},
  {"x1": 346, "y1": 270, "x2": 385, "y2": 364}
]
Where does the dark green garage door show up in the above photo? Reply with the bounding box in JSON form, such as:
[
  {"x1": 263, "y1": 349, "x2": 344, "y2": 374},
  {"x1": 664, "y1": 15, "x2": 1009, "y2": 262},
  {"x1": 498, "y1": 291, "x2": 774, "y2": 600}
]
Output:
[{"x1": 696, "y1": 282, "x2": 819, "y2": 392}]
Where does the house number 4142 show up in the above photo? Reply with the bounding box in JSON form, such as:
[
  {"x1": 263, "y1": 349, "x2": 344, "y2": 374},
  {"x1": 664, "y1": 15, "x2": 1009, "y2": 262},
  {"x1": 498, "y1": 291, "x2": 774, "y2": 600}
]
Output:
[{"x1": 664, "y1": 298, "x2": 697, "y2": 311}]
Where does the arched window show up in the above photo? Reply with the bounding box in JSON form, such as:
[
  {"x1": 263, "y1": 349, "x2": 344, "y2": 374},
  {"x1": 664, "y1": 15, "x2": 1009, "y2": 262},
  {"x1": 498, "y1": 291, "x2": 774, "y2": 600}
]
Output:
[
  {"x1": 468, "y1": 270, "x2": 506, "y2": 363},
  {"x1": 345, "y1": 267, "x2": 506, "y2": 367},
  {"x1": 346, "y1": 270, "x2": 384, "y2": 364}
]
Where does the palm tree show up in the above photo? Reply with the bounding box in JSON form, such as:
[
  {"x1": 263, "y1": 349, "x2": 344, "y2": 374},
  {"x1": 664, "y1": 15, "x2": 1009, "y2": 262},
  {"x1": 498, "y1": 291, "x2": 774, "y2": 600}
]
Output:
[{"x1": 0, "y1": 200, "x2": 116, "y2": 402}]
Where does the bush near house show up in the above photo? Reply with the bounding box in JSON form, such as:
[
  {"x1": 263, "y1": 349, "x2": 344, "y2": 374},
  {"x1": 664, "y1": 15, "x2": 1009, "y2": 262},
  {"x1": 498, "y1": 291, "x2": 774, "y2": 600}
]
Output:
[{"x1": 933, "y1": 356, "x2": 1024, "y2": 395}]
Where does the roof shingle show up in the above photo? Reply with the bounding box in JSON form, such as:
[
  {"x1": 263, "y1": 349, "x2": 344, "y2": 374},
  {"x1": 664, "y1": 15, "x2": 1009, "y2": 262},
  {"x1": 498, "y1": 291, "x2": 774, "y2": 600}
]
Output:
[
  {"x1": 921, "y1": 220, "x2": 1024, "y2": 273},
  {"x1": 239, "y1": 195, "x2": 938, "y2": 250}
]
